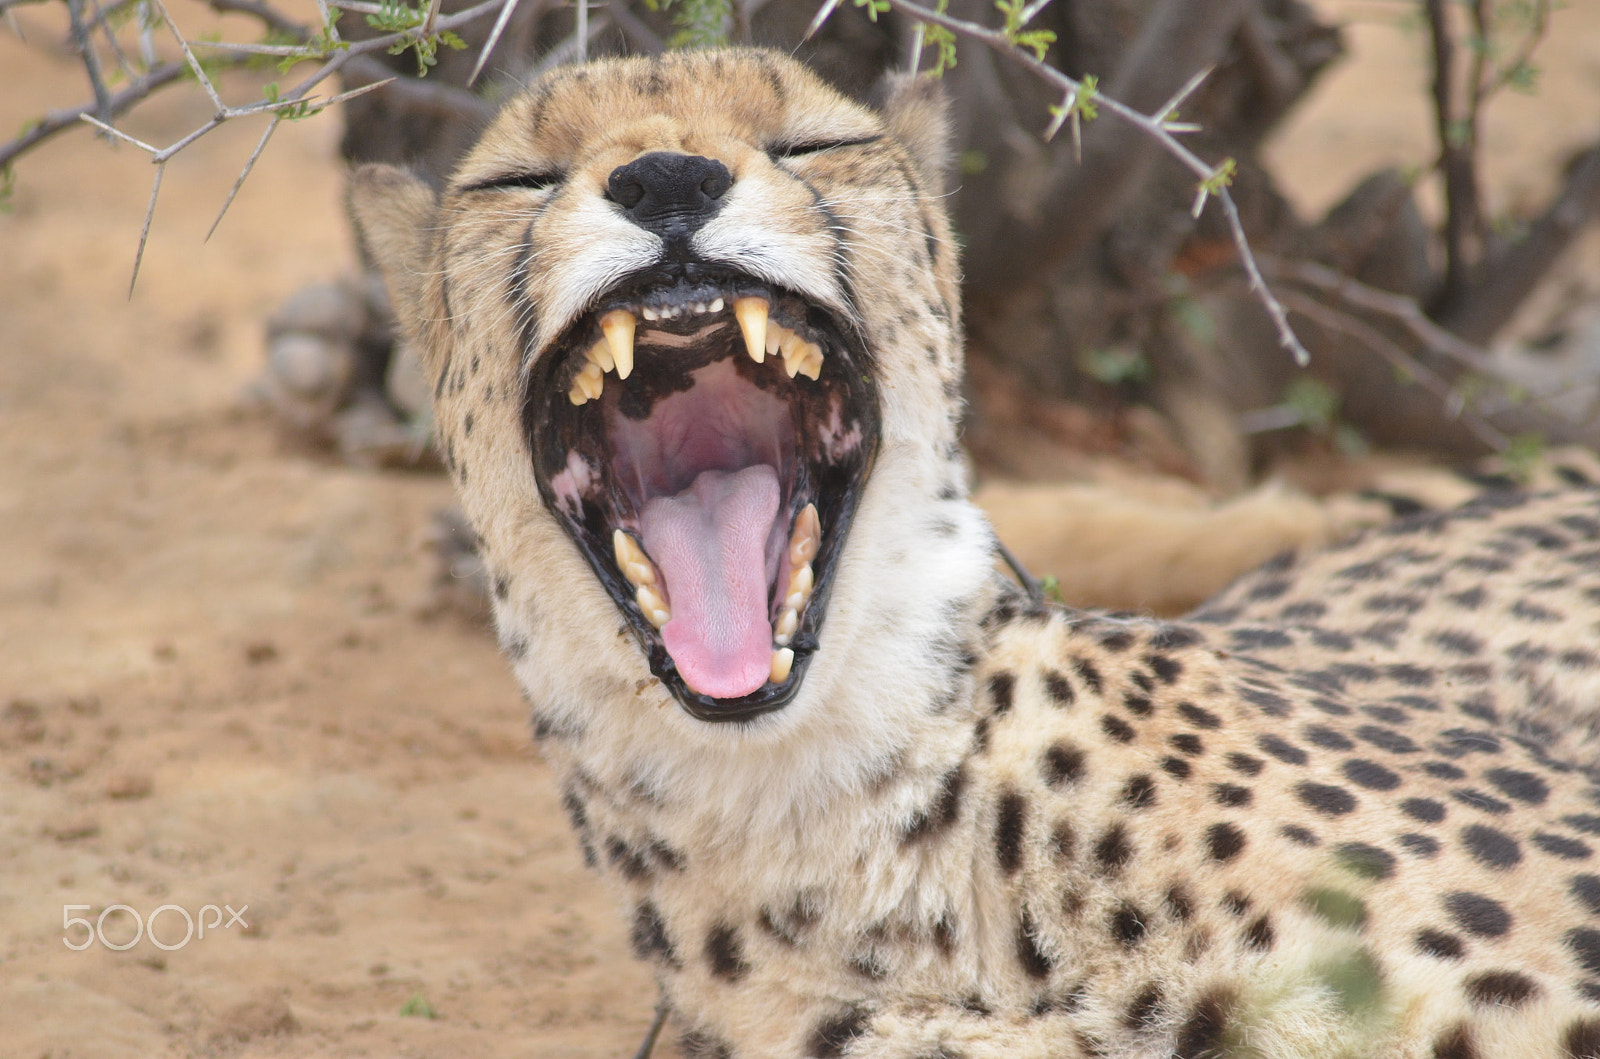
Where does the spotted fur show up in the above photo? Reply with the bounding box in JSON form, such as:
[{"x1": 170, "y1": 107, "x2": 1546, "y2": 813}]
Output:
[{"x1": 353, "y1": 48, "x2": 1600, "y2": 1058}]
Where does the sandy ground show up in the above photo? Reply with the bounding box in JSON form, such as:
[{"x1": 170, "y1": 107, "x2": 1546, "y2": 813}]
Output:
[{"x1": 1, "y1": 3, "x2": 1598, "y2": 1057}]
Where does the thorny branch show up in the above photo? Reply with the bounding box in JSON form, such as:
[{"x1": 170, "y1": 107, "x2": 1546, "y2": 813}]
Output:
[{"x1": 878, "y1": 0, "x2": 1312, "y2": 367}]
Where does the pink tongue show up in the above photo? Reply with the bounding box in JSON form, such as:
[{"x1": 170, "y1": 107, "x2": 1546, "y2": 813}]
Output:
[{"x1": 640, "y1": 465, "x2": 779, "y2": 699}]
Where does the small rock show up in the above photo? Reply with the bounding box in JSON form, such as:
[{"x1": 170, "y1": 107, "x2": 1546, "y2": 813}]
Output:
[
  {"x1": 45, "y1": 818, "x2": 99, "y2": 842},
  {"x1": 106, "y1": 773, "x2": 153, "y2": 800},
  {"x1": 212, "y1": 994, "x2": 298, "y2": 1043}
]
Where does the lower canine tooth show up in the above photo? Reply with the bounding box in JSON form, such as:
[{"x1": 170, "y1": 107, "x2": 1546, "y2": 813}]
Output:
[
  {"x1": 770, "y1": 647, "x2": 794, "y2": 684},
  {"x1": 734, "y1": 296, "x2": 769, "y2": 364},
  {"x1": 601, "y1": 310, "x2": 635, "y2": 379}
]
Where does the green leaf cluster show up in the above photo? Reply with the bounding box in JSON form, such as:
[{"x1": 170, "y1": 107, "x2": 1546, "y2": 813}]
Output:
[{"x1": 994, "y1": 0, "x2": 1054, "y2": 60}]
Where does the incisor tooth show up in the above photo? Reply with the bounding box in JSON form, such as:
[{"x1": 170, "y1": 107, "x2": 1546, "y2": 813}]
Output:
[
  {"x1": 770, "y1": 647, "x2": 794, "y2": 684},
  {"x1": 789, "y1": 503, "x2": 819, "y2": 564},
  {"x1": 636, "y1": 584, "x2": 670, "y2": 628},
  {"x1": 600, "y1": 310, "x2": 635, "y2": 380},
  {"x1": 587, "y1": 337, "x2": 614, "y2": 373},
  {"x1": 780, "y1": 332, "x2": 809, "y2": 379},
  {"x1": 733, "y1": 296, "x2": 769, "y2": 364},
  {"x1": 578, "y1": 361, "x2": 604, "y2": 400},
  {"x1": 568, "y1": 384, "x2": 588, "y2": 405},
  {"x1": 710, "y1": 297, "x2": 724, "y2": 313}
]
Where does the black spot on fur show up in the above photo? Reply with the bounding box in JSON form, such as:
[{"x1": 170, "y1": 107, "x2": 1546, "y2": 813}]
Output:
[
  {"x1": 1166, "y1": 886, "x2": 1194, "y2": 922},
  {"x1": 678, "y1": 1029, "x2": 733, "y2": 1059},
  {"x1": 1221, "y1": 891, "x2": 1250, "y2": 916},
  {"x1": 1306, "y1": 725, "x2": 1355, "y2": 751},
  {"x1": 1446, "y1": 892, "x2": 1512, "y2": 937},
  {"x1": 705, "y1": 923, "x2": 749, "y2": 982},
  {"x1": 1123, "y1": 983, "x2": 1162, "y2": 1029},
  {"x1": 1399, "y1": 833, "x2": 1441, "y2": 858},
  {"x1": 1571, "y1": 929, "x2": 1600, "y2": 977},
  {"x1": 1227, "y1": 752, "x2": 1264, "y2": 776},
  {"x1": 1257, "y1": 735, "x2": 1307, "y2": 766},
  {"x1": 1101, "y1": 714, "x2": 1136, "y2": 743},
  {"x1": 1016, "y1": 909, "x2": 1053, "y2": 978},
  {"x1": 1465, "y1": 970, "x2": 1540, "y2": 1008},
  {"x1": 1212, "y1": 783, "x2": 1252, "y2": 808},
  {"x1": 1172, "y1": 989, "x2": 1232, "y2": 1059},
  {"x1": 1296, "y1": 781, "x2": 1357, "y2": 815},
  {"x1": 630, "y1": 901, "x2": 679, "y2": 967},
  {"x1": 1564, "y1": 1017, "x2": 1600, "y2": 1059},
  {"x1": 1206, "y1": 822, "x2": 1247, "y2": 862},
  {"x1": 1110, "y1": 902, "x2": 1147, "y2": 946},
  {"x1": 1042, "y1": 743, "x2": 1086, "y2": 787},
  {"x1": 995, "y1": 789, "x2": 1027, "y2": 874},
  {"x1": 606, "y1": 837, "x2": 652, "y2": 881},
  {"x1": 1043, "y1": 669, "x2": 1075, "y2": 707},
  {"x1": 809, "y1": 1008, "x2": 870, "y2": 1058},
  {"x1": 988, "y1": 672, "x2": 1015, "y2": 714},
  {"x1": 1432, "y1": 1023, "x2": 1480, "y2": 1059},
  {"x1": 1570, "y1": 815, "x2": 1600, "y2": 836},
  {"x1": 1282, "y1": 824, "x2": 1319, "y2": 846},
  {"x1": 1170, "y1": 733, "x2": 1204, "y2": 755},
  {"x1": 1401, "y1": 797, "x2": 1447, "y2": 823},
  {"x1": 1357, "y1": 725, "x2": 1421, "y2": 754},
  {"x1": 1049, "y1": 820, "x2": 1075, "y2": 862},
  {"x1": 1145, "y1": 654, "x2": 1183, "y2": 684},
  {"x1": 1486, "y1": 767, "x2": 1550, "y2": 805},
  {"x1": 1179, "y1": 703, "x2": 1223, "y2": 729},
  {"x1": 1124, "y1": 692, "x2": 1153, "y2": 716},
  {"x1": 1073, "y1": 657, "x2": 1103, "y2": 693},
  {"x1": 493, "y1": 574, "x2": 510, "y2": 601},
  {"x1": 903, "y1": 765, "x2": 966, "y2": 843},
  {"x1": 1453, "y1": 788, "x2": 1512, "y2": 815},
  {"x1": 1162, "y1": 756, "x2": 1193, "y2": 780},
  {"x1": 1416, "y1": 928, "x2": 1465, "y2": 959},
  {"x1": 1424, "y1": 761, "x2": 1468, "y2": 780},
  {"x1": 1242, "y1": 686, "x2": 1293, "y2": 717},
  {"x1": 1095, "y1": 823, "x2": 1133, "y2": 874},
  {"x1": 1243, "y1": 913, "x2": 1275, "y2": 951},
  {"x1": 1461, "y1": 824, "x2": 1522, "y2": 870},
  {"x1": 1337, "y1": 842, "x2": 1397, "y2": 880},
  {"x1": 1122, "y1": 774, "x2": 1157, "y2": 809},
  {"x1": 1573, "y1": 875, "x2": 1600, "y2": 916},
  {"x1": 1536, "y1": 833, "x2": 1594, "y2": 860},
  {"x1": 1343, "y1": 759, "x2": 1401, "y2": 790}
]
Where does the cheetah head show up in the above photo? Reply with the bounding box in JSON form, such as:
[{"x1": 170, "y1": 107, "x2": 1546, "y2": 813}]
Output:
[{"x1": 353, "y1": 50, "x2": 992, "y2": 760}]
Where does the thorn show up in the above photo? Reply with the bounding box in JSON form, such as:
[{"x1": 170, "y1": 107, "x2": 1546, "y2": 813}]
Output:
[
  {"x1": 129, "y1": 161, "x2": 166, "y2": 299},
  {"x1": 468, "y1": 0, "x2": 522, "y2": 88},
  {"x1": 208, "y1": 115, "x2": 280, "y2": 242}
]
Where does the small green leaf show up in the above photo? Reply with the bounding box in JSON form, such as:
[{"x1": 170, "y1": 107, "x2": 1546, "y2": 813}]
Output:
[{"x1": 399, "y1": 993, "x2": 437, "y2": 1019}]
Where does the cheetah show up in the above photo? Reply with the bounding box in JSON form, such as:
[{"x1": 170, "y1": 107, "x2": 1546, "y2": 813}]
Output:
[{"x1": 350, "y1": 48, "x2": 1600, "y2": 1058}]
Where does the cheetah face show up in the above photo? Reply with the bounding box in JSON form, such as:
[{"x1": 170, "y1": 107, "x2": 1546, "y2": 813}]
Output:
[
  {"x1": 529, "y1": 213, "x2": 880, "y2": 721},
  {"x1": 354, "y1": 50, "x2": 971, "y2": 734}
]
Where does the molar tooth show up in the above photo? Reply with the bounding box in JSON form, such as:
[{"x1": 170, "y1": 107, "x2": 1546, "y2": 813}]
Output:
[
  {"x1": 600, "y1": 309, "x2": 635, "y2": 380},
  {"x1": 636, "y1": 584, "x2": 670, "y2": 628},
  {"x1": 710, "y1": 297, "x2": 724, "y2": 313},
  {"x1": 733, "y1": 296, "x2": 769, "y2": 364},
  {"x1": 587, "y1": 337, "x2": 615, "y2": 373},
  {"x1": 770, "y1": 647, "x2": 794, "y2": 684},
  {"x1": 774, "y1": 607, "x2": 799, "y2": 645},
  {"x1": 613, "y1": 530, "x2": 652, "y2": 582}
]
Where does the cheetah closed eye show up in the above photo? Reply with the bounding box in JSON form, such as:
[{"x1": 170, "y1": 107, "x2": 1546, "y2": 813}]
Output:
[{"x1": 353, "y1": 47, "x2": 1600, "y2": 1059}]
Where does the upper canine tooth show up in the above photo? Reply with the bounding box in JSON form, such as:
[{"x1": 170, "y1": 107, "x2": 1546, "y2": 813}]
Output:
[
  {"x1": 600, "y1": 310, "x2": 635, "y2": 380},
  {"x1": 790, "y1": 503, "x2": 819, "y2": 564},
  {"x1": 734, "y1": 297, "x2": 769, "y2": 364},
  {"x1": 587, "y1": 337, "x2": 615, "y2": 373}
]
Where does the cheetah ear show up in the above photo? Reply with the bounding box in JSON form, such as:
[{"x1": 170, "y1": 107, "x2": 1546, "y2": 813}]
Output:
[
  {"x1": 879, "y1": 73, "x2": 953, "y2": 194},
  {"x1": 348, "y1": 163, "x2": 436, "y2": 322}
]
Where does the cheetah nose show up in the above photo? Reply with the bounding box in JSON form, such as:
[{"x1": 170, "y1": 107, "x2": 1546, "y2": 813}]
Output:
[{"x1": 607, "y1": 152, "x2": 732, "y2": 238}]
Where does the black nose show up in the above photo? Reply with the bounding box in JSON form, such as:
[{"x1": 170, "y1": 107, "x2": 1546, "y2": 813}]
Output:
[{"x1": 607, "y1": 152, "x2": 732, "y2": 237}]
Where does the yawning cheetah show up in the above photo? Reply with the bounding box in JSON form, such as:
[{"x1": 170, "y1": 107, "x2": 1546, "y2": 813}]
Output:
[{"x1": 351, "y1": 48, "x2": 1600, "y2": 1058}]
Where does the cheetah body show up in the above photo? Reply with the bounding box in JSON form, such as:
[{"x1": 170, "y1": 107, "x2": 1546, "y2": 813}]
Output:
[{"x1": 351, "y1": 49, "x2": 1600, "y2": 1058}]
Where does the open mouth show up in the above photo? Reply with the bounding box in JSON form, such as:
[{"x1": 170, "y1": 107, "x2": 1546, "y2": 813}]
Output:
[{"x1": 525, "y1": 264, "x2": 879, "y2": 722}]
